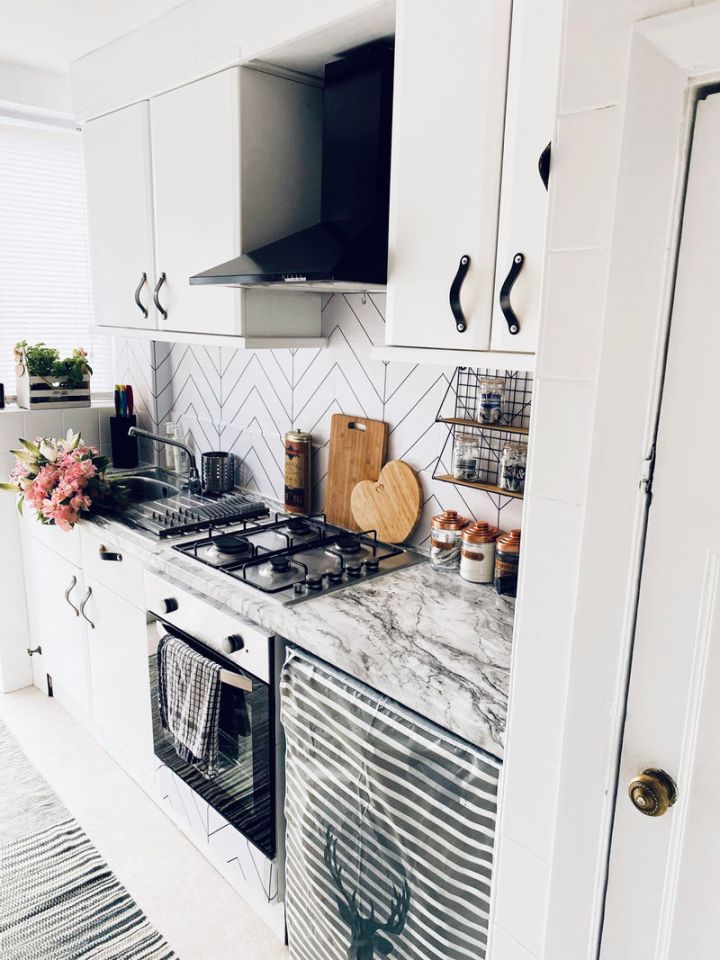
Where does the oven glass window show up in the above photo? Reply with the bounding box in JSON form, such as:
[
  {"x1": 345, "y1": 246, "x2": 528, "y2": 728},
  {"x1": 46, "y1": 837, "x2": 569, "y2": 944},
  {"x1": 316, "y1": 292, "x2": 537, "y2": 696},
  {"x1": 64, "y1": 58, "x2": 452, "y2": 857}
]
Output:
[{"x1": 149, "y1": 637, "x2": 275, "y2": 859}]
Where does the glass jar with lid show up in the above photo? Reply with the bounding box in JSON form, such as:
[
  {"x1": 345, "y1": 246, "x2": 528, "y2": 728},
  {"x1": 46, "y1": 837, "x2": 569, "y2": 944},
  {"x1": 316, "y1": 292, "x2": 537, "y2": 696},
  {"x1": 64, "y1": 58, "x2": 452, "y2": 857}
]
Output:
[
  {"x1": 495, "y1": 528, "x2": 521, "y2": 596},
  {"x1": 430, "y1": 509, "x2": 469, "y2": 572},
  {"x1": 459, "y1": 521, "x2": 500, "y2": 584},
  {"x1": 478, "y1": 377, "x2": 505, "y2": 424},
  {"x1": 452, "y1": 432, "x2": 481, "y2": 482},
  {"x1": 499, "y1": 441, "x2": 527, "y2": 493}
]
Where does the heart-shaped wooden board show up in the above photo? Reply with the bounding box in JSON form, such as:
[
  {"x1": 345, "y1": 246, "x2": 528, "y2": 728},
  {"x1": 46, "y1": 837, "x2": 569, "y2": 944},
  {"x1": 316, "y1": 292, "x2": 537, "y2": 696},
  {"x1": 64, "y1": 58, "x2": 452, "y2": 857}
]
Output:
[{"x1": 351, "y1": 460, "x2": 423, "y2": 544}]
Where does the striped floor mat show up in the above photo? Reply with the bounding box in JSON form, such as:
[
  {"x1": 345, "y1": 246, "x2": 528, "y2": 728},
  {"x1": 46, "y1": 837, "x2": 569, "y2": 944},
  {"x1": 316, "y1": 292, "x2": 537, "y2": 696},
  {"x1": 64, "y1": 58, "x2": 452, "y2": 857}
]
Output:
[{"x1": 0, "y1": 718, "x2": 177, "y2": 959}]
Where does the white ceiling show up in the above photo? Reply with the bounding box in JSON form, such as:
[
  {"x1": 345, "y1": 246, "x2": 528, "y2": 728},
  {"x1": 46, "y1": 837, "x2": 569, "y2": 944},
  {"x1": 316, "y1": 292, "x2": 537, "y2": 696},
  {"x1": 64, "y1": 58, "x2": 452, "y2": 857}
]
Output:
[{"x1": 0, "y1": 0, "x2": 187, "y2": 74}]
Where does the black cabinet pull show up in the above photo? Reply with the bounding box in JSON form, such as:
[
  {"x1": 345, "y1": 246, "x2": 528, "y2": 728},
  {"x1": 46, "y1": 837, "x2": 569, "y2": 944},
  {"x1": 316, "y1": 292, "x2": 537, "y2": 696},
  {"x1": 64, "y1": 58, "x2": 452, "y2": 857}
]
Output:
[
  {"x1": 499, "y1": 253, "x2": 525, "y2": 336},
  {"x1": 539, "y1": 141, "x2": 551, "y2": 190},
  {"x1": 99, "y1": 545, "x2": 123, "y2": 562},
  {"x1": 153, "y1": 272, "x2": 168, "y2": 320},
  {"x1": 134, "y1": 272, "x2": 149, "y2": 319},
  {"x1": 27, "y1": 646, "x2": 42, "y2": 657},
  {"x1": 449, "y1": 255, "x2": 471, "y2": 333}
]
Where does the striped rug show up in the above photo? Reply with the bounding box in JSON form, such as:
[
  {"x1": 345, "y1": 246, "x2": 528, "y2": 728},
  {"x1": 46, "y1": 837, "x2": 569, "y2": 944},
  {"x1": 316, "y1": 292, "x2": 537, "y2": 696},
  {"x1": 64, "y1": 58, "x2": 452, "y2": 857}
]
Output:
[
  {"x1": 280, "y1": 649, "x2": 502, "y2": 960},
  {"x1": 0, "y1": 718, "x2": 177, "y2": 959}
]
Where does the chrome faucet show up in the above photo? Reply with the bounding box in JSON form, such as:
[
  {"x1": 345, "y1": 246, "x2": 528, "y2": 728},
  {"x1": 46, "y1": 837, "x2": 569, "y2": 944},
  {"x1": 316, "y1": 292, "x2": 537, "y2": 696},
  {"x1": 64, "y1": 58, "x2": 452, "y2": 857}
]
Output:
[{"x1": 127, "y1": 426, "x2": 203, "y2": 495}]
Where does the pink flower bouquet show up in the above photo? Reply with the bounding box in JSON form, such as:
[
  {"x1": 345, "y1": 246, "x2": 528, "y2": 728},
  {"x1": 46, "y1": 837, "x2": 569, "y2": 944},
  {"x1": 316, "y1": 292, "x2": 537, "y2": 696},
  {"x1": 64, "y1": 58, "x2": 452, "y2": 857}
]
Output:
[{"x1": 0, "y1": 431, "x2": 125, "y2": 530}]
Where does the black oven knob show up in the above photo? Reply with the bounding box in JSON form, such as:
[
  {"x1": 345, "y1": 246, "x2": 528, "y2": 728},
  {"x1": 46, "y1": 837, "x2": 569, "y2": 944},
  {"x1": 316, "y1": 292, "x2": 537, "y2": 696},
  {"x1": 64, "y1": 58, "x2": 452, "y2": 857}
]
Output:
[
  {"x1": 346, "y1": 562, "x2": 362, "y2": 578},
  {"x1": 220, "y1": 634, "x2": 244, "y2": 654},
  {"x1": 305, "y1": 574, "x2": 324, "y2": 591},
  {"x1": 364, "y1": 558, "x2": 380, "y2": 573},
  {"x1": 327, "y1": 571, "x2": 343, "y2": 585},
  {"x1": 163, "y1": 598, "x2": 179, "y2": 614}
]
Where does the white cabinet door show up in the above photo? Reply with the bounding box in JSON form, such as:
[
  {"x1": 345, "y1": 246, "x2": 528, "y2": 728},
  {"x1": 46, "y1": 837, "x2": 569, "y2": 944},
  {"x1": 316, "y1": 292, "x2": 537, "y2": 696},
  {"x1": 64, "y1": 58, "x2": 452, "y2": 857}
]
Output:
[
  {"x1": 84, "y1": 101, "x2": 157, "y2": 330},
  {"x1": 150, "y1": 66, "x2": 322, "y2": 336},
  {"x1": 151, "y1": 68, "x2": 241, "y2": 336},
  {"x1": 385, "y1": 0, "x2": 512, "y2": 351},
  {"x1": 23, "y1": 537, "x2": 91, "y2": 715},
  {"x1": 84, "y1": 577, "x2": 154, "y2": 783},
  {"x1": 490, "y1": 0, "x2": 564, "y2": 353}
]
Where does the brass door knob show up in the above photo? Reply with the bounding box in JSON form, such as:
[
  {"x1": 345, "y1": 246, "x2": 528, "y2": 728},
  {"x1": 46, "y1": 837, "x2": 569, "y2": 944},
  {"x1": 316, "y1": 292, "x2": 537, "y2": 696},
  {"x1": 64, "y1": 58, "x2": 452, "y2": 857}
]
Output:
[{"x1": 628, "y1": 768, "x2": 677, "y2": 817}]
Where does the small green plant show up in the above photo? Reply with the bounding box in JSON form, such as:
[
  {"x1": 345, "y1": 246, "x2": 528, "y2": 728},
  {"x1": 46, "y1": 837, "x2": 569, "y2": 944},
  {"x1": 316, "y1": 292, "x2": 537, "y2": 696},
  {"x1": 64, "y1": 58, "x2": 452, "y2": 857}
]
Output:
[{"x1": 15, "y1": 342, "x2": 93, "y2": 388}]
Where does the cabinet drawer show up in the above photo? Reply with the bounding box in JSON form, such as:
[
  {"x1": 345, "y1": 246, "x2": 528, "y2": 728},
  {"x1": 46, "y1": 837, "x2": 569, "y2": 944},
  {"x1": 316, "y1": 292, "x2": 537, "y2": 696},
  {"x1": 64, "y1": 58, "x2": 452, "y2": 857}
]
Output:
[
  {"x1": 80, "y1": 525, "x2": 145, "y2": 608},
  {"x1": 20, "y1": 510, "x2": 81, "y2": 566}
]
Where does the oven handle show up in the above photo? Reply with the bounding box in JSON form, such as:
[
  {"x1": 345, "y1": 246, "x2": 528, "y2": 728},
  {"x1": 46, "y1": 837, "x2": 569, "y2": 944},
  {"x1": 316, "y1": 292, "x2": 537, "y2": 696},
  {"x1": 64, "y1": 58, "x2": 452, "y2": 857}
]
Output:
[{"x1": 149, "y1": 618, "x2": 254, "y2": 692}]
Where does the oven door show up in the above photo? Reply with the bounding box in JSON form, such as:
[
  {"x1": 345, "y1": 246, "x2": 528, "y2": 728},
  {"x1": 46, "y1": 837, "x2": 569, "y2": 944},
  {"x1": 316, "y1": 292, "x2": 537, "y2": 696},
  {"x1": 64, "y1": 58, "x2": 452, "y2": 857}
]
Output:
[{"x1": 148, "y1": 618, "x2": 276, "y2": 859}]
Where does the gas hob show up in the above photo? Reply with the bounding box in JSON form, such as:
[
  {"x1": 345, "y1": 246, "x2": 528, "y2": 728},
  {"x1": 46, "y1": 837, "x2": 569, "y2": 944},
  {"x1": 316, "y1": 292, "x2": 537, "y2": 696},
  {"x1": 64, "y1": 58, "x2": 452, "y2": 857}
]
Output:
[{"x1": 173, "y1": 512, "x2": 426, "y2": 604}]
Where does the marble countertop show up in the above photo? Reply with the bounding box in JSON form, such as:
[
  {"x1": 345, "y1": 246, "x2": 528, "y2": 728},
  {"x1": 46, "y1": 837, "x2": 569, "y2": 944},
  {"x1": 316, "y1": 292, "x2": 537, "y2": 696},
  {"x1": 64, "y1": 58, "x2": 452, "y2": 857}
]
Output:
[{"x1": 94, "y1": 516, "x2": 514, "y2": 758}]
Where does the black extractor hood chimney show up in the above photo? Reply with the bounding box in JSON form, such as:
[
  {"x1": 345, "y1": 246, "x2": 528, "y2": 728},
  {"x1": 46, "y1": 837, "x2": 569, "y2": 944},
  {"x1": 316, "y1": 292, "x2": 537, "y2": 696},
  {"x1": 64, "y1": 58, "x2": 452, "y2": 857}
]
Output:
[{"x1": 190, "y1": 42, "x2": 394, "y2": 291}]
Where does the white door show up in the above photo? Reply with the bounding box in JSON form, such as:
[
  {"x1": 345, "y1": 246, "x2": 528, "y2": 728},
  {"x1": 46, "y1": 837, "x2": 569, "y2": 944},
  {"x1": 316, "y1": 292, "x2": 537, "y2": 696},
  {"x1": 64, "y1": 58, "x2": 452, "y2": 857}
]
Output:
[
  {"x1": 151, "y1": 68, "x2": 242, "y2": 335},
  {"x1": 385, "y1": 0, "x2": 512, "y2": 351},
  {"x1": 83, "y1": 101, "x2": 157, "y2": 330},
  {"x1": 84, "y1": 577, "x2": 154, "y2": 782},
  {"x1": 24, "y1": 538, "x2": 91, "y2": 715},
  {"x1": 489, "y1": 0, "x2": 563, "y2": 354},
  {"x1": 601, "y1": 92, "x2": 720, "y2": 957}
]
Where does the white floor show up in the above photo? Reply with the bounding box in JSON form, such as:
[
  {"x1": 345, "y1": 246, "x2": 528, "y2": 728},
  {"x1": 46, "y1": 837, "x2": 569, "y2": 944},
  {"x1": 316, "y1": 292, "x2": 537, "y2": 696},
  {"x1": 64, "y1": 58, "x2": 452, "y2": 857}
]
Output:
[{"x1": 0, "y1": 686, "x2": 288, "y2": 960}]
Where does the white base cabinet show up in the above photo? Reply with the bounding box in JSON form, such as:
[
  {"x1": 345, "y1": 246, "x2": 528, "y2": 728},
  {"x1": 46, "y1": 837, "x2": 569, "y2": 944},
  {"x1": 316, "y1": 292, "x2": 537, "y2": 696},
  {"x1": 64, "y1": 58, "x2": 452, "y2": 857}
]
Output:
[{"x1": 20, "y1": 517, "x2": 153, "y2": 786}]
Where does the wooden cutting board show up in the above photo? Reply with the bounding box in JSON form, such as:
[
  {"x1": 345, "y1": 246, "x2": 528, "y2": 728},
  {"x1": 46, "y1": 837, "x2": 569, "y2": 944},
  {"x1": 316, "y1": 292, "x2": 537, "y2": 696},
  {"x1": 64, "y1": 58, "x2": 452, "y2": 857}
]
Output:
[
  {"x1": 324, "y1": 415, "x2": 389, "y2": 530},
  {"x1": 351, "y1": 460, "x2": 423, "y2": 543}
]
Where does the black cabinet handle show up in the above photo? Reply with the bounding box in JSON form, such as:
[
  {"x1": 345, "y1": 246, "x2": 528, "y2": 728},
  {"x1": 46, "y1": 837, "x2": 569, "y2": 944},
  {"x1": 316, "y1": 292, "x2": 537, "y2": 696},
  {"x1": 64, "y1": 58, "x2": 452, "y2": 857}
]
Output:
[
  {"x1": 153, "y1": 272, "x2": 168, "y2": 321},
  {"x1": 539, "y1": 141, "x2": 551, "y2": 190},
  {"x1": 99, "y1": 545, "x2": 122, "y2": 562},
  {"x1": 27, "y1": 646, "x2": 42, "y2": 657},
  {"x1": 449, "y1": 255, "x2": 471, "y2": 333},
  {"x1": 499, "y1": 253, "x2": 525, "y2": 336},
  {"x1": 134, "y1": 272, "x2": 149, "y2": 319}
]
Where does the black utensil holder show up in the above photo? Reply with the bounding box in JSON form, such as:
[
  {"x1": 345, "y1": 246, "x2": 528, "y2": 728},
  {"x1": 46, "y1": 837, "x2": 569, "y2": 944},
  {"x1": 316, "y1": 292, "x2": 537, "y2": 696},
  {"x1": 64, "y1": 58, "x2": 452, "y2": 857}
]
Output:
[{"x1": 110, "y1": 415, "x2": 138, "y2": 468}]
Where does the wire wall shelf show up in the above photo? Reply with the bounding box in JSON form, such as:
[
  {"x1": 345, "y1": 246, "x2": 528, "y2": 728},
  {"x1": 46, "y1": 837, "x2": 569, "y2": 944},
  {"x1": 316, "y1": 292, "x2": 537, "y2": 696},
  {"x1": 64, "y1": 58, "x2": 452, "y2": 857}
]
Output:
[{"x1": 433, "y1": 367, "x2": 533, "y2": 513}]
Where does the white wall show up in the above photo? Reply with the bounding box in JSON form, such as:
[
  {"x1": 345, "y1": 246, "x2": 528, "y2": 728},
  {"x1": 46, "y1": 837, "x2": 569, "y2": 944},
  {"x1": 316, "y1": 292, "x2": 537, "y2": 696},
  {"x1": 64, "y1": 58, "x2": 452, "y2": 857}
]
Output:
[
  {"x1": 0, "y1": 60, "x2": 72, "y2": 114},
  {"x1": 492, "y1": 2, "x2": 708, "y2": 959}
]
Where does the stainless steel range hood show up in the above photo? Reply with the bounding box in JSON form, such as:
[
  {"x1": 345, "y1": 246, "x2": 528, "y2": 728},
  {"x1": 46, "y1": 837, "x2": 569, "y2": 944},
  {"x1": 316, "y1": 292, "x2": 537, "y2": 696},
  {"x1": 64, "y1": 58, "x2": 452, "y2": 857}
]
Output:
[{"x1": 190, "y1": 42, "x2": 394, "y2": 292}]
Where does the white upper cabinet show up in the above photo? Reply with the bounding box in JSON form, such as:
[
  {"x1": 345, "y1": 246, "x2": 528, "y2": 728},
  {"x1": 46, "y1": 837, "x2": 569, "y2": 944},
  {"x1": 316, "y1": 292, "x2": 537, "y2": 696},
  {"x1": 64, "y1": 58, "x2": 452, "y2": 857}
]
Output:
[
  {"x1": 490, "y1": 0, "x2": 564, "y2": 353},
  {"x1": 150, "y1": 66, "x2": 322, "y2": 337},
  {"x1": 84, "y1": 101, "x2": 157, "y2": 330},
  {"x1": 385, "y1": 0, "x2": 512, "y2": 352}
]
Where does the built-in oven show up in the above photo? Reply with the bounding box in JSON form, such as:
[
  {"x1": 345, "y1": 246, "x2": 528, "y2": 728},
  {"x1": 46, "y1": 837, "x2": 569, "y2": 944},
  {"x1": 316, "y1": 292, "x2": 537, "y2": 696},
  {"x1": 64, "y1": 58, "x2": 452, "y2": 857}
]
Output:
[{"x1": 145, "y1": 572, "x2": 284, "y2": 864}]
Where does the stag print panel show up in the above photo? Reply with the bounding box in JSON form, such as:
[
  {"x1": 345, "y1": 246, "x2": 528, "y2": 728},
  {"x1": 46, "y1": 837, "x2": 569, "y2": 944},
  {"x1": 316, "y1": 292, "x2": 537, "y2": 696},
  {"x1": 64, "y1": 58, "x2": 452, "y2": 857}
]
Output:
[{"x1": 280, "y1": 649, "x2": 502, "y2": 960}]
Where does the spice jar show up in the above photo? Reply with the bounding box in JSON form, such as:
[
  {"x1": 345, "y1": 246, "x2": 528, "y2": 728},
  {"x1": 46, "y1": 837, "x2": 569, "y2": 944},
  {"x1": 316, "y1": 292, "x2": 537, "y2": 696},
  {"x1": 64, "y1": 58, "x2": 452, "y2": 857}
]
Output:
[
  {"x1": 430, "y1": 510, "x2": 469, "y2": 572},
  {"x1": 459, "y1": 521, "x2": 499, "y2": 584},
  {"x1": 452, "y1": 432, "x2": 481, "y2": 482},
  {"x1": 499, "y1": 442, "x2": 527, "y2": 494},
  {"x1": 478, "y1": 377, "x2": 505, "y2": 424},
  {"x1": 495, "y1": 528, "x2": 521, "y2": 596}
]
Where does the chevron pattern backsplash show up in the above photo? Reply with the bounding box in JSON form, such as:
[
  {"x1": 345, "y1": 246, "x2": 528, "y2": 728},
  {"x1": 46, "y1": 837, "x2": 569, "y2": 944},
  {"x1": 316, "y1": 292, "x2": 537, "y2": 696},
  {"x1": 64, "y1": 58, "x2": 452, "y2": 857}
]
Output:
[{"x1": 116, "y1": 294, "x2": 527, "y2": 548}]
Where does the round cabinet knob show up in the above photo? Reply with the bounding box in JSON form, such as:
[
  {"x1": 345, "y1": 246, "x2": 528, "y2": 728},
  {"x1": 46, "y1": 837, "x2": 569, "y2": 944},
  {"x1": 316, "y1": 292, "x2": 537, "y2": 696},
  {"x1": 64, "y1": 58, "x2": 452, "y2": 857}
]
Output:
[
  {"x1": 220, "y1": 634, "x2": 244, "y2": 654},
  {"x1": 163, "y1": 597, "x2": 179, "y2": 614},
  {"x1": 628, "y1": 768, "x2": 677, "y2": 817}
]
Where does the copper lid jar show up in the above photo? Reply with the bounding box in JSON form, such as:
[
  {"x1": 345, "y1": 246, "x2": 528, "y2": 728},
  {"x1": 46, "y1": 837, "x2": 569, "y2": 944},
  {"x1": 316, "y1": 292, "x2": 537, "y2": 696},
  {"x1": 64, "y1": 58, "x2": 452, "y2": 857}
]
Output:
[
  {"x1": 430, "y1": 510, "x2": 469, "y2": 572},
  {"x1": 460, "y1": 522, "x2": 499, "y2": 584},
  {"x1": 495, "y1": 528, "x2": 521, "y2": 596}
]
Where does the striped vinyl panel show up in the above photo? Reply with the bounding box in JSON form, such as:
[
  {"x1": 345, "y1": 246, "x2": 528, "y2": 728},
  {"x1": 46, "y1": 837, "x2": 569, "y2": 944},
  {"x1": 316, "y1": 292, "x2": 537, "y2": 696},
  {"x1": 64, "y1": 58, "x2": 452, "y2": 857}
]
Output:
[{"x1": 280, "y1": 649, "x2": 502, "y2": 960}]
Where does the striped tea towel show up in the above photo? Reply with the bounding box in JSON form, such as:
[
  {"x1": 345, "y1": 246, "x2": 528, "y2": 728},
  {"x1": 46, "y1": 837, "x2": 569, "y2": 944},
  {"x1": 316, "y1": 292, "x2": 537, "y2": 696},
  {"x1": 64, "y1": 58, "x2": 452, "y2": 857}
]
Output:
[{"x1": 157, "y1": 634, "x2": 222, "y2": 779}]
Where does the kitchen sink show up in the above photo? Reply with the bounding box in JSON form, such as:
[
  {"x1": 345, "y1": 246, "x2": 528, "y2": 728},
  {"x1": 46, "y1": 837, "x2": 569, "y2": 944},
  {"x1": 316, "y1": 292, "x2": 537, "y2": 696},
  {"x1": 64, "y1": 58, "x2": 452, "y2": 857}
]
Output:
[{"x1": 115, "y1": 467, "x2": 182, "y2": 503}]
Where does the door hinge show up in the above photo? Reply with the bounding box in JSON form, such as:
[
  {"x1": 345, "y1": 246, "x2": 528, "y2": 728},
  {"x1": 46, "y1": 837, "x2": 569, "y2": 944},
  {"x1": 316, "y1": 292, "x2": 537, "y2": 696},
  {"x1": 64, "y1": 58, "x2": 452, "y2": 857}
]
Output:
[{"x1": 640, "y1": 447, "x2": 656, "y2": 500}]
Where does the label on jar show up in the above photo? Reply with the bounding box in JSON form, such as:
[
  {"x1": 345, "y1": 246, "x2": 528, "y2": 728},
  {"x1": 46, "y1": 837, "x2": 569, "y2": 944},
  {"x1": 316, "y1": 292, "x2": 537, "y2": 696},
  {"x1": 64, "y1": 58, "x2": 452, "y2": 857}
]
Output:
[{"x1": 431, "y1": 537, "x2": 455, "y2": 551}]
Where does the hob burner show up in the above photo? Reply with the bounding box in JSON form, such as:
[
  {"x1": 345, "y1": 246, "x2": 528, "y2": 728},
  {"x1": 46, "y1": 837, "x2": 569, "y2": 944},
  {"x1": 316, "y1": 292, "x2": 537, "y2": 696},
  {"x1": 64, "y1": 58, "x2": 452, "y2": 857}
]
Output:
[
  {"x1": 269, "y1": 555, "x2": 292, "y2": 573},
  {"x1": 210, "y1": 534, "x2": 253, "y2": 559},
  {"x1": 329, "y1": 535, "x2": 362, "y2": 555}
]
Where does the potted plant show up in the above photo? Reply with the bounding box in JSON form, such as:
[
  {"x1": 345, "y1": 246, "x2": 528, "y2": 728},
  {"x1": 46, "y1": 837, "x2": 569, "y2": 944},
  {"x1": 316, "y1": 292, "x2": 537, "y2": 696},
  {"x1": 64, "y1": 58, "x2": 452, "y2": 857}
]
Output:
[{"x1": 14, "y1": 341, "x2": 92, "y2": 410}]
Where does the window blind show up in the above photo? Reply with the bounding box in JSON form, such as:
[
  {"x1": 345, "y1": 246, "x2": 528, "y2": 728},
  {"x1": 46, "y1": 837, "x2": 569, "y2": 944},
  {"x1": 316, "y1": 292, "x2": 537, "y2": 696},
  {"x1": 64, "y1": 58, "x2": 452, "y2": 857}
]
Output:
[{"x1": 0, "y1": 117, "x2": 113, "y2": 394}]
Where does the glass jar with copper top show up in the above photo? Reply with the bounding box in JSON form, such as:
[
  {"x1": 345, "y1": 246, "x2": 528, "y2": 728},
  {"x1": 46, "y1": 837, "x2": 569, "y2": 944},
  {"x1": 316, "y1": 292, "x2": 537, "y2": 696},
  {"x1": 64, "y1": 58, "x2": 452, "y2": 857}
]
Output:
[
  {"x1": 430, "y1": 509, "x2": 469, "y2": 572},
  {"x1": 459, "y1": 521, "x2": 500, "y2": 584},
  {"x1": 495, "y1": 528, "x2": 521, "y2": 596}
]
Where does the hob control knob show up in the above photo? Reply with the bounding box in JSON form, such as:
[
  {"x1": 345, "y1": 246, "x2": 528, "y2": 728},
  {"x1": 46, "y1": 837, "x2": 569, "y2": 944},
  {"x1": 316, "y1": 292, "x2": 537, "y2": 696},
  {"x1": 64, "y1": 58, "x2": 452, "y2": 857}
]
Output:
[
  {"x1": 163, "y1": 598, "x2": 179, "y2": 614},
  {"x1": 305, "y1": 574, "x2": 324, "y2": 591},
  {"x1": 346, "y1": 563, "x2": 362, "y2": 578},
  {"x1": 220, "y1": 634, "x2": 244, "y2": 654},
  {"x1": 364, "y1": 558, "x2": 380, "y2": 573}
]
